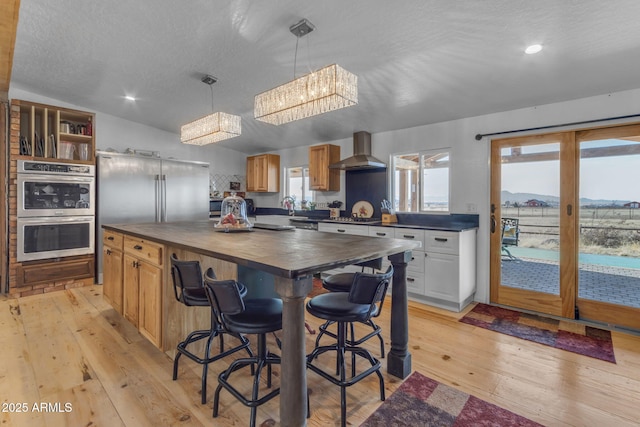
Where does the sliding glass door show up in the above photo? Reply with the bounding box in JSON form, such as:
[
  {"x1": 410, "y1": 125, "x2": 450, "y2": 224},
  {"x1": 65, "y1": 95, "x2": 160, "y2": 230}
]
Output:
[
  {"x1": 490, "y1": 133, "x2": 576, "y2": 318},
  {"x1": 491, "y1": 124, "x2": 640, "y2": 330},
  {"x1": 575, "y1": 125, "x2": 640, "y2": 329}
]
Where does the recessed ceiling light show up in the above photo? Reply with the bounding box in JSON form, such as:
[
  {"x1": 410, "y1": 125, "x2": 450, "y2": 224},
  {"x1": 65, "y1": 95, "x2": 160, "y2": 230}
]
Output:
[
  {"x1": 525, "y1": 44, "x2": 543, "y2": 55},
  {"x1": 124, "y1": 95, "x2": 137, "y2": 101}
]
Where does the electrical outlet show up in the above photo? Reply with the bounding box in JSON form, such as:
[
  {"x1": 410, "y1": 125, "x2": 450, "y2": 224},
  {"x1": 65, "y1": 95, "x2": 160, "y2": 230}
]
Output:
[{"x1": 466, "y1": 203, "x2": 477, "y2": 213}]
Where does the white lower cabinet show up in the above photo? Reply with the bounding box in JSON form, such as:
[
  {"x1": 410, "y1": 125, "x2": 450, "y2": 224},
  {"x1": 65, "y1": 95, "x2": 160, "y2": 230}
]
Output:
[
  {"x1": 424, "y1": 252, "x2": 458, "y2": 301},
  {"x1": 368, "y1": 226, "x2": 393, "y2": 273},
  {"x1": 389, "y1": 227, "x2": 477, "y2": 312},
  {"x1": 421, "y1": 229, "x2": 477, "y2": 311},
  {"x1": 318, "y1": 222, "x2": 369, "y2": 276},
  {"x1": 318, "y1": 221, "x2": 477, "y2": 312}
]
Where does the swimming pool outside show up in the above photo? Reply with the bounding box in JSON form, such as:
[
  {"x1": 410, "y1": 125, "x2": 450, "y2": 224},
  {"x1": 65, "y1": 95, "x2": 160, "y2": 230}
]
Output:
[{"x1": 509, "y1": 247, "x2": 640, "y2": 269}]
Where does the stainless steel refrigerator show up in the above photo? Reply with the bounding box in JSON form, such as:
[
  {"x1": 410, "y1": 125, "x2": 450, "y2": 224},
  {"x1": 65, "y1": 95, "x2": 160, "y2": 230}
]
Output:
[{"x1": 96, "y1": 152, "x2": 210, "y2": 281}]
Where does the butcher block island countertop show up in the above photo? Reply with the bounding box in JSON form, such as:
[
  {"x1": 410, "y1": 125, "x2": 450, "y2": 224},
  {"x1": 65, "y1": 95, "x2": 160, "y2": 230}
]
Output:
[{"x1": 102, "y1": 220, "x2": 418, "y2": 427}]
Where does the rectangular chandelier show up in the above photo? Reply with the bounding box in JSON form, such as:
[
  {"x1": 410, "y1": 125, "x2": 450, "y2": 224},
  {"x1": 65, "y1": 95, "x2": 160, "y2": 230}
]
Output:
[
  {"x1": 181, "y1": 112, "x2": 241, "y2": 145},
  {"x1": 254, "y1": 63, "x2": 358, "y2": 126}
]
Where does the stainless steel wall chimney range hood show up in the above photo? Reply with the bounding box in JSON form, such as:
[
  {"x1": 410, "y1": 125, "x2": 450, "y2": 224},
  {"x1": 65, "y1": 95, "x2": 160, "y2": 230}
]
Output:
[{"x1": 329, "y1": 131, "x2": 386, "y2": 170}]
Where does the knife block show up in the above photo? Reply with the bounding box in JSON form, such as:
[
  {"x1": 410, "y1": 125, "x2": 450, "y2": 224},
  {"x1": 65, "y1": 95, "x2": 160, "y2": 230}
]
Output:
[{"x1": 382, "y1": 214, "x2": 397, "y2": 224}]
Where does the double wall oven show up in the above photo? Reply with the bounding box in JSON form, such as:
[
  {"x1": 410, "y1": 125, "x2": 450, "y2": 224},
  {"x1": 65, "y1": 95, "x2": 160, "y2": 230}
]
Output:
[{"x1": 17, "y1": 160, "x2": 95, "y2": 262}]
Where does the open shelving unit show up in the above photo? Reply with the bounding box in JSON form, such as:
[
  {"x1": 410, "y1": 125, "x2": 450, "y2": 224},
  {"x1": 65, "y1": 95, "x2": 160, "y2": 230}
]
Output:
[{"x1": 15, "y1": 99, "x2": 95, "y2": 164}]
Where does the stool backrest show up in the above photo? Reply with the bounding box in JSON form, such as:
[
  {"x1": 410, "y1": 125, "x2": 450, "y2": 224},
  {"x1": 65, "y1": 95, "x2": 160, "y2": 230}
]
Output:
[
  {"x1": 349, "y1": 265, "x2": 393, "y2": 319},
  {"x1": 203, "y1": 271, "x2": 245, "y2": 329},
  {"x1": 170, "y1": 253, "x2": 206, "y2": 304}
]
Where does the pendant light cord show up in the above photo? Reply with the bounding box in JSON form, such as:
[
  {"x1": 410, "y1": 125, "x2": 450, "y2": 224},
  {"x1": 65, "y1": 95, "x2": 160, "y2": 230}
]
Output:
[
  {"x1": 293, "y1": 31, "x2": 313, "y2": 78},
  {"x1": 306, "y1": 34, "x2": 312, "y2": 73},
  {"x1": 209, "y1": 83, "x2": 215, "y2": 113},
  {"x1": 293, "y1": 36, "x2": 300, "y2": 79}
]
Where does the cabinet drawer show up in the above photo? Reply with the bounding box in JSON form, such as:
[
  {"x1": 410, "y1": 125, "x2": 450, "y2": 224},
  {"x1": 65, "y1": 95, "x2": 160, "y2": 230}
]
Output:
[
  {"x1": 424, "y1": 231, "x2": 459, "y2": 255},
  {"x1": 405, "y1": 272, "x2": 425, "y2": 295},
  {"x1": 407, "y1": 251, "x2": 425, "y2": 273},
  {"x1": 394, "y1": 228, "x2": 425, "y2": 249},
  {"x1": 16, "y1": 255, "x2": 94, "y2": 287},
  {"x1": 123, "y1": 236, "x2": 164, "y2": 266},
  {"x1": 318, "y1": 223, "x2": 369, "y2": 236},
  {"x1": 368, "y1": 226, "x2": 393, "y2": 238},
  {"x1": 103, "y1": 230, "x2": 124, "y2": 250}
]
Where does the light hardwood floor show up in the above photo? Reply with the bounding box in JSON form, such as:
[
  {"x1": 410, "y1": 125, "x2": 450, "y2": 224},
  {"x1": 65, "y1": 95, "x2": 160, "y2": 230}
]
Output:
[{"x1": 1, "y1": 285, "x2": 640, "y2": 426}]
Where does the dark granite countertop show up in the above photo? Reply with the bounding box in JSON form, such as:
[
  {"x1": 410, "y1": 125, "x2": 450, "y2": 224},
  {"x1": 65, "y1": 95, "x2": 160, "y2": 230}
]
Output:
[
  {"x1": 376, "y1": 223, "x2": 478, "y2": 232},
  {"x1": 260, "y1": 209, "x2": 479, "y2": 232}
]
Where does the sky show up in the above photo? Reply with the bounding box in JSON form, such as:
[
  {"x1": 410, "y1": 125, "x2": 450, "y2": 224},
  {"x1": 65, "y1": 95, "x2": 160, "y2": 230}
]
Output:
[{"x1": 501, "y1": 139, "x2": 640, "y2": 202}]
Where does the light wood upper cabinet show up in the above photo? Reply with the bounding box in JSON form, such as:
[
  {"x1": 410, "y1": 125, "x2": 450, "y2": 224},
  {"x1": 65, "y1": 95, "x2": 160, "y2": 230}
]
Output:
[
  {"x1": 309, "y1": 144, "x2": 340, "y2": 191},
  {"x1": 246, "y1": 154, "x2": 280, "y2": 192}
]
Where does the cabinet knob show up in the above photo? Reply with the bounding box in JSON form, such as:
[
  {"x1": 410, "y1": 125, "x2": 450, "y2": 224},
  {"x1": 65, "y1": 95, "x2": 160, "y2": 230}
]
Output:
[
  {"x1": 337, "y1": 229, "x2": 346, "y2": 233},
  {"x1": 106, "y1": 249, "x2": 111, "y2": 255},
  {"x1": 133, "y1": 245, "x2": 143, "y2": 250},
  {"x1": 107, "y1": 236, "x2": 114, "y2": 241},
  {"x1": 403, "y1": 235, "x2": 415, "y2": 239},
  {"x1": 434, "y1": 237, "x2": 448, "y2": 242}
]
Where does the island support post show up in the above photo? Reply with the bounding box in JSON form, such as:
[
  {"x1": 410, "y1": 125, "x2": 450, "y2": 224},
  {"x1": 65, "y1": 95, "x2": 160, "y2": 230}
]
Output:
[
  {"x1": 274, "y1": 275, "x2": 313, "y2": 427},
  {"x1": 387, "y1": 250, "x2": 412, "y2": 378}
]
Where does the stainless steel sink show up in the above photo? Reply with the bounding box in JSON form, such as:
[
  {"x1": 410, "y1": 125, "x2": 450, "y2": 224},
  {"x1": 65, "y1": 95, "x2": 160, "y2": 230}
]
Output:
[
  {"x1": 288, "y1": 217, "x2": 318, "y2": 223},
  {"x1": 288, "y1": 217, "x2": 319, "y2": 229}
]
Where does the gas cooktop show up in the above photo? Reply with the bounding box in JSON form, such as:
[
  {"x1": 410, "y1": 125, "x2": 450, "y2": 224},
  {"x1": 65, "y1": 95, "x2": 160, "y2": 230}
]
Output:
[{"x1": 321, "y1": 217, "x2": 382, "y2": 225}]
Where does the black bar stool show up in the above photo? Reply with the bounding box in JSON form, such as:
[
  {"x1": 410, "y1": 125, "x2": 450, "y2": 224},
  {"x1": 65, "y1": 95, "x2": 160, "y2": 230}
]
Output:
[
  {"x1": 170, "y1": 254, "x2": 253, "y2": 404},
  {"x1": 203, "y1": 272, "x2": 284, "y2": 427},
  {"x1": 316, "y1": 258, "x2": 386, "y2": 358},
  {"x1": 306, "y1": 266, "x2": 393, "y2": 427}
]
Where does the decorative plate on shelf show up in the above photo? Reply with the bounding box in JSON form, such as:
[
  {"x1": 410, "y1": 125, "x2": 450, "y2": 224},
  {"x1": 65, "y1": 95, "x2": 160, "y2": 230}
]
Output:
[{"x1": 352, "y1": 200, "x2": 374, "y2": 218}]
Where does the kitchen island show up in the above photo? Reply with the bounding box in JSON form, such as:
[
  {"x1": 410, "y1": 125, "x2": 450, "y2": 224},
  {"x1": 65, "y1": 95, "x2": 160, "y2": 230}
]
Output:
[{"x1": 102, "y1": 220, "x2": 418, "y2": 427}]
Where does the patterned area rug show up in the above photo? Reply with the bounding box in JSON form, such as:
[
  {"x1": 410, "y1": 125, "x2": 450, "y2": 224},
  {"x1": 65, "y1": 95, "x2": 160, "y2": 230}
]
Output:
[
  {"x1": 360, "y1": 371, "x2": 542, "y2": 426},
  {"x1": 460, "y1": 303, "x2": 616, "y2": 363}
]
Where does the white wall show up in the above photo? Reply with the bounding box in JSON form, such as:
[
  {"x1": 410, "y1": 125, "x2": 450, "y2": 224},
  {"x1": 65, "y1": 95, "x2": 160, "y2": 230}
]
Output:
[{"x1": 8, "y1": 86, "x2": 247, "y2": 175}]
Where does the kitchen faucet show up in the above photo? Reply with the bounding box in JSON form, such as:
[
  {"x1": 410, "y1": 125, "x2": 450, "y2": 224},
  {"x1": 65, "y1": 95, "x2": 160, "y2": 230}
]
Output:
[{"x1": 283, "y1": 196, "x2": 296, "y2": 216}]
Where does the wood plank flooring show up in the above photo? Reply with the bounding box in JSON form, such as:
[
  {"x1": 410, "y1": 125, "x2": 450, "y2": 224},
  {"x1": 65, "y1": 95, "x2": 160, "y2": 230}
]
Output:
[{"x1": 1, "y1": 285, "x2": 640, "y2": 426}]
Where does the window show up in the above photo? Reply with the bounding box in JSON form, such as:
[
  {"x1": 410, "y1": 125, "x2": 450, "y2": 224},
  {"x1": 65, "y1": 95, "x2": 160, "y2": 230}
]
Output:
[
  {"x1": 391, "y1": 149, "x2": 450, "y2": 213},
  {"x1": 285, "y1": 166, "x2": 315, "y2": 206}
]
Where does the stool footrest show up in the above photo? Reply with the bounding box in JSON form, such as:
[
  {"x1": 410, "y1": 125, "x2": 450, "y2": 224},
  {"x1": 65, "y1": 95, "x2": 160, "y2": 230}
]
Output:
[{"x1": 306, "y1": 345, "x2": 381, "y2": 388}]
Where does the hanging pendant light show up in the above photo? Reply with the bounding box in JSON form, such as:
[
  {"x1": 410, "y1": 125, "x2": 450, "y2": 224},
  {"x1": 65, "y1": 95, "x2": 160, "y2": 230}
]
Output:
[
  {"x1": 254, "y1": 19, "x2": 358, "y2": 126},
  {"x1": 181, "y1": 75, "x2": 241, "y2": 145}
]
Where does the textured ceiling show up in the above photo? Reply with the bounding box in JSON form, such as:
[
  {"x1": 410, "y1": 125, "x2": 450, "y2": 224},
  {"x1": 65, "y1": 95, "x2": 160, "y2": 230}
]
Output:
[{"x1": 10, "y1": 0, "x2": 640, "y2": 153}]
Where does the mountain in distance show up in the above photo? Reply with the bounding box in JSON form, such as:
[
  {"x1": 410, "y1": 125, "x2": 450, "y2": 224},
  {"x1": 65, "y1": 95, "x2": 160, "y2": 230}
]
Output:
[{"x1": 501, "y1": 190, "x2": 631, "y2": 206}]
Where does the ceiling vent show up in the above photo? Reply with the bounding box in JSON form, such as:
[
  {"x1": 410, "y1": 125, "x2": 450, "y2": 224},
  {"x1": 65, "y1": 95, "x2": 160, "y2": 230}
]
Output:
[{"x1": 329, "y1": 131, "x2": 386, "y2": 170}]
